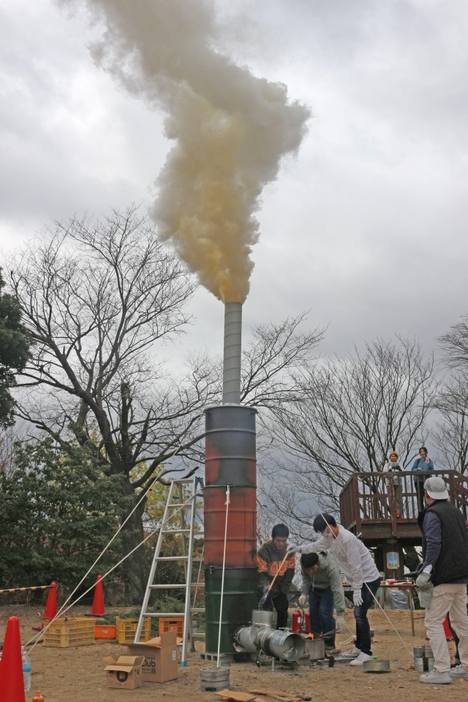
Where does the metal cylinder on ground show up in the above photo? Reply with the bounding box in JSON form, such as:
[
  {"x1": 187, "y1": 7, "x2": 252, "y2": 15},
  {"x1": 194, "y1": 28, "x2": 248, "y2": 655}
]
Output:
[
  {"x1": 204, "y1": 404, "x2": 257, "y2": 654},
  {"x1": 200, "y1": 666, "x2": 230, "y2": 691},
  {"x1": 234, "y1": 610, "x2": 305, "y2": 662}
]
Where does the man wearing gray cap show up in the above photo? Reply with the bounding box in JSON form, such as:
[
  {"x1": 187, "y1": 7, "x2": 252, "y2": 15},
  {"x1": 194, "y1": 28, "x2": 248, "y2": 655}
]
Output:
[{"x1": 417, "y1": 476, "x2": 468, "y2": 684}]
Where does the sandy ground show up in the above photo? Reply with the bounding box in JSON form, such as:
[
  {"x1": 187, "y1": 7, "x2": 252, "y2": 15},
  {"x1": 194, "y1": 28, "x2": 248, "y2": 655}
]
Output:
[{"x1": 3, "y1": 605, "x2": 467, "y2": 702}]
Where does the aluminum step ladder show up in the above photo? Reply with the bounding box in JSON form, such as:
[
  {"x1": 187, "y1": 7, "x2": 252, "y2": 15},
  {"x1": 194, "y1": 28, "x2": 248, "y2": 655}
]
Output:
[{"x1": 134, "y1": 477, "x2": 204, "y2": 665}]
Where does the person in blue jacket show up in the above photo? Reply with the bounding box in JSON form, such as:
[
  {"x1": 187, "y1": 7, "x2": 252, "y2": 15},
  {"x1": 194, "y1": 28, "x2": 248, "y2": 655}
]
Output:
[{"x1": 412, "y1": 446, "x2": 434, "y2": 512}]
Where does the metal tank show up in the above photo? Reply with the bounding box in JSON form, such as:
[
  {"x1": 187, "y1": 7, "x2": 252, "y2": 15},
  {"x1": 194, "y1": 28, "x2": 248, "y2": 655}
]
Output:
[{"x1": 204, "y1": 403, "x2": 258, "y2": 654}]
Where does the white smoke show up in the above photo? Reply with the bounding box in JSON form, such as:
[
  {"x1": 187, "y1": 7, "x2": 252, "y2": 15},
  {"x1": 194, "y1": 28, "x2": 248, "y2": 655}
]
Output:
[{"x1": 59, "y1": 0, "x2": 310, "y2": 303}]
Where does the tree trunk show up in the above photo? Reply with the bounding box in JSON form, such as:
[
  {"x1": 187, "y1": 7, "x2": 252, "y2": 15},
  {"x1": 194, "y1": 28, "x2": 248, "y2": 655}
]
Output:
[{"x1": 121, "y1": 487, "x2": 150, "y2": 604}]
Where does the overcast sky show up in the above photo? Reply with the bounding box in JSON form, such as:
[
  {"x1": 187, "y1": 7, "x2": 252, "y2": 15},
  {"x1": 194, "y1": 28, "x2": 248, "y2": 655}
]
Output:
[{"x1": 1, "y1": 0, "x2": 467, "y2": 364}]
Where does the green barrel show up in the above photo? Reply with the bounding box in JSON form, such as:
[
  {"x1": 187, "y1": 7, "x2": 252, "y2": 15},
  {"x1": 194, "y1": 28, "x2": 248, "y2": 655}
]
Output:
[{"x1": 205, "y1": 567, "x2": 258, "y2": 654}]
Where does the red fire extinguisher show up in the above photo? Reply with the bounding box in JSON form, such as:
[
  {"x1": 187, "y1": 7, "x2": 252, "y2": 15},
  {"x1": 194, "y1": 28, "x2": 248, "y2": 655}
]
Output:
[
  {"x1": 305, "y1": 610, "x2": 311, "y2": 634},
  {"x1": 292, "y1": 609, "x2": 301, "y2": 632}
]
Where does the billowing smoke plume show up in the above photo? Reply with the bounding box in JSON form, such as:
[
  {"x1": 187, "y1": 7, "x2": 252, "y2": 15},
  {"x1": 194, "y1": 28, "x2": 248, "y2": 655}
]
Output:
[{"x1": 60, "y1": 0, "x2": 310, "y2": 303}]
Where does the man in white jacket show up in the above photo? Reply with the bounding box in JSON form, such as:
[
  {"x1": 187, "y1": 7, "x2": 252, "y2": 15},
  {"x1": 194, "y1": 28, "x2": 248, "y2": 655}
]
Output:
[{"x1": 298, "y1": 513, "x2": 381, "y2": 666}]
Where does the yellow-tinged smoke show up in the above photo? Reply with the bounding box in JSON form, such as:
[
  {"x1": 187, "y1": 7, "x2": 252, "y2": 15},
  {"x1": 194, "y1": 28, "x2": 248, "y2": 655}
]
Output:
[{"x1": 59, "y1": 0, "x2": 310, "y2": 303}]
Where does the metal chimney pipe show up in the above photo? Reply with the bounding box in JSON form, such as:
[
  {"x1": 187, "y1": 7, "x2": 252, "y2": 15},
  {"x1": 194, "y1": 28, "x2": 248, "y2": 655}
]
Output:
[{"x1": 222, "y1": 302, "x2": 242, "y2": 404}]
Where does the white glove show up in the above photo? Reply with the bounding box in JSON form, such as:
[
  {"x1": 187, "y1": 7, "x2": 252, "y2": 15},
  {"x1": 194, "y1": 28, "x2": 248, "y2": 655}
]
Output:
[
  {"x1": 298, "y1": 594, "x2": 308, "y2": 608},
  {"x1": 287, "y1": 542, "x2": 301, "y2": 554},
  {"x1": 416, "y1": 572, "x2": 432, "y2": 590},
  {"x1": 335, "y1": 615, "x2": 346, "y2": 633},
  {"x1": 353, "y1": 590, "x2": 363, "y2": 607}
]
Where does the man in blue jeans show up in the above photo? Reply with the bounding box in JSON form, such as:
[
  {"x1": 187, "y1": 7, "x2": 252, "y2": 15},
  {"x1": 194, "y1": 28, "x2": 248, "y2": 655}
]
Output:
[
  {"x1": 300, "y1": 552, "x2": 346, "y2": 654},
  {"x1": 297, "y1": 513, "x2": 381, "y2": 666}
]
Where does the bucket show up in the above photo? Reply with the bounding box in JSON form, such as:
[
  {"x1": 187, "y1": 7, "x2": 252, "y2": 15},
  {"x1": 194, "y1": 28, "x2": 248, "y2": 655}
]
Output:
[
  {"x1": 252, "y1": 610, "x2": 277, "y2": 628},
  {"x1": 305, "y1": 638, "x2": 326, "y2": 661},
  {"x1": 200, "y1": 667, "x2": 230, "y2": 692}
]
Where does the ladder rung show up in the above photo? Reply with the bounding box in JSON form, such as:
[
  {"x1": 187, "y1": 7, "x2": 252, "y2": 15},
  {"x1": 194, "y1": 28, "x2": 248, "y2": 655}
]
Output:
[
  {"x1": 191, "y1": 582, "x2": 205, "y2": 587},
  {"x1": 161, "y1": 529, "x2": 191, "y2": 534},
  {"x1": 157, "y1": 556, "x2": 189, "y2": 561},
  {"x1": 191, "y1": 607, "x2": 205, "y2": 613},
  {"x1": 191, "y1": 632, "x2": 206, "y2": 638},
  {"x1": 149, "y1": 584, "x2": 186, "y2": 589},
  {"x1": 168, "y1": 503, "x2": 191, "y2": 509}
]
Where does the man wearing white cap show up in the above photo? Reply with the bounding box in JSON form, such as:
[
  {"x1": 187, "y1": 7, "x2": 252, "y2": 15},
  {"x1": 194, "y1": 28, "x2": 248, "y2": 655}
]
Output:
[{"x1": 417, "y1": 476, "x2": 468, "y2": 684}]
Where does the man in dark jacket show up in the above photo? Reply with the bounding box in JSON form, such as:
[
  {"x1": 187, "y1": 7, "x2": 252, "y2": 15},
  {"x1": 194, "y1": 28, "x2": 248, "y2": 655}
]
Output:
[
  {"x1": 417, "y1": 476, "x2": 468, "y2": 684},
  {"x1": 257, "y1": 524, "x2": 296, "y2": 628}
]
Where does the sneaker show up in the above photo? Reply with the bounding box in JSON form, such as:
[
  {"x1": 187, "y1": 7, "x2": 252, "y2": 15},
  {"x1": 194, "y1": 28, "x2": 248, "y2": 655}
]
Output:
[
  {"x1": 349, "y1": 652, "x2": 373, "y2": 666},
  {"x1": 341, "y1": 646, "x2": 361, "y2": 658},
  {"x1": 450, "y1": 664, "x2": 468, "y2": 678},
  {"x1": 420, "y1": 669, "x2": 452, "y2": 684}
]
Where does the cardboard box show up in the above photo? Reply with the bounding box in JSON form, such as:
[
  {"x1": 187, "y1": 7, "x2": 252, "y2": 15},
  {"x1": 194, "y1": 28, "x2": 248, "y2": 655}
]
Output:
[
  {"x1": 104, "y1": 655, "x2": 144, "y2": 690},
  {"x1": 127, "y1": 630, "x2": 178, "y2": 683}
]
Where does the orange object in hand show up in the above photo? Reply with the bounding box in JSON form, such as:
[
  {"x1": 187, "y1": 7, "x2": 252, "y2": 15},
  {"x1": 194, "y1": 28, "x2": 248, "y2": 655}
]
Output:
[{"x1": 32, "y1": 692, "x2": 44, "y2": 702}]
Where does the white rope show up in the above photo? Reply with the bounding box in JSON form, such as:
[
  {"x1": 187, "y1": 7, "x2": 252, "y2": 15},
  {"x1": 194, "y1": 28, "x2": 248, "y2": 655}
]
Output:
[
  {"x1": 216, "y1": 485, "x2": 231, "y2": 668},
  {"x1": 45, "y1": 440, "x2": 192, "y2": 630},
  {"x1": 26, "y1": 482, "x2": 204, "y2": 652}
]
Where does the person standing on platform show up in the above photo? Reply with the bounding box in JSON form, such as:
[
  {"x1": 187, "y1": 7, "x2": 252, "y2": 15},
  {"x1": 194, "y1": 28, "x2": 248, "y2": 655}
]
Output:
[
  {"x1": 412, "y1": 446, "x2": 434, "y2": 512},
  {"x1": 417, "y1": 477, "x2": 468, "y2": 684},
  {"x1": 383, "y1": 450, "x2": 403, "y2": 517},
  {"x1": 297, "y1": 513, "x2": 381, "y2": 666},
  {"x1": 257, "y1": 524, "x2": 296, "y2": 628}
]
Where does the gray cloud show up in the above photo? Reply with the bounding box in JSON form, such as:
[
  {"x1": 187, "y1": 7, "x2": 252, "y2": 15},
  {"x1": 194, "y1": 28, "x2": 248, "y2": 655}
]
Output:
[{"x1": 1, "y1": 0, "x2": 467, "y2": 362}]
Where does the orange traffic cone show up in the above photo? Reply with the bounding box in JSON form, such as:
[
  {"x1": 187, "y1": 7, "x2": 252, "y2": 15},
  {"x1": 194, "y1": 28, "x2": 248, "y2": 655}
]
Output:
[
  {"x1": 91, "y1": 575, "x2": 105, "y2": 616},
  {"x1": 443, "y1": 615, "x2": 454, "y2": 641},
  {"x1": 0, "y1": 616, "x2": 26, "y2": 702},
  {"x1": 44, "y1": 582, "x2": 57, "y2": 620}
]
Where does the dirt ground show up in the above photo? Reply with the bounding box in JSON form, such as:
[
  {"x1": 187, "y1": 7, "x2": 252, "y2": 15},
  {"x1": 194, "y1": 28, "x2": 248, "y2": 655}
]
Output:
[{"x1": 3, "y1": 605, "x2": 468, "y2": 702}]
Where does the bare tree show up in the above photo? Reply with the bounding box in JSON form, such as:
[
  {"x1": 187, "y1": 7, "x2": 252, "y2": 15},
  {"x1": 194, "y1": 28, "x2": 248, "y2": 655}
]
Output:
[
  {"x1": 9, "y1": 206, "x2": 324, "y2": 599},
  {"x1": 435, "y1": 317, "x2": 468, "y2": 473},
  {"x1": 439, "y1": 315, "x2": 468, "y2": 368},
  {"x1": 434, "y1": 373, "x2": 468, "y2": 474},
  {"x1": 241, "y1": 313, "x2": 325, "y2": 408},
  {"x1": 266, "y1": 337, "x2": 437, "y2": 516}
]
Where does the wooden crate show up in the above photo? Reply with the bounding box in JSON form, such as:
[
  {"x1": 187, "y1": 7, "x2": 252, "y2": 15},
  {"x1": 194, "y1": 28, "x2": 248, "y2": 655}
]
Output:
[
  {"x1": 115, "y1": 617, "x2": 151, "y2": 644},
  {"x1": 159, "y1": 616, "x2": 184, "y2": 638},
  {"x1": 43, "y1": 617, "x2": 96, "y2": 648}
]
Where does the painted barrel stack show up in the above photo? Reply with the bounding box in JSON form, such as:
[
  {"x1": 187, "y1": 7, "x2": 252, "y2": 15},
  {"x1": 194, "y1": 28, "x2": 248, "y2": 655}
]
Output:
[{"x1": 204, "y1": 404, "x2": 258, "y2": 655}]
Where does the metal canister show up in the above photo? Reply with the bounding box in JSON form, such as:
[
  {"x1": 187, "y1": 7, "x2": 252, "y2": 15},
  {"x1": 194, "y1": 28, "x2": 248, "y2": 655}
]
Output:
[
  {"x1": 414, "y1": 657, "x2": 424, "y2": 672},
  {"x1": 413, "y1": 646, "x2": 425, "y2": 658},
  {"x1": 200, "y1": 667, "x2": 230, "y2": 692},
  {"x1": 424, "y1": 645, "x2": 433, "y2": 657},
  {"x1": 426, "y1": 657, "x2": 435, "y2": 671}
]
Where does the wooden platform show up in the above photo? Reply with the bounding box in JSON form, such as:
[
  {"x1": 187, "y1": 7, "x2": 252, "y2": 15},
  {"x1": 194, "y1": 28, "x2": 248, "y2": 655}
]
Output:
[{"x1": 339, "y1": 469, "x2": 468, "y2": 576}]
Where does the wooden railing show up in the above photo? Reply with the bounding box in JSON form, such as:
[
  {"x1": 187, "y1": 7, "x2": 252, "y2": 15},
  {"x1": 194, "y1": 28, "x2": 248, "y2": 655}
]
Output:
[{"x1": 340, "y1": 470, "x2": 468, "y2": 537}]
